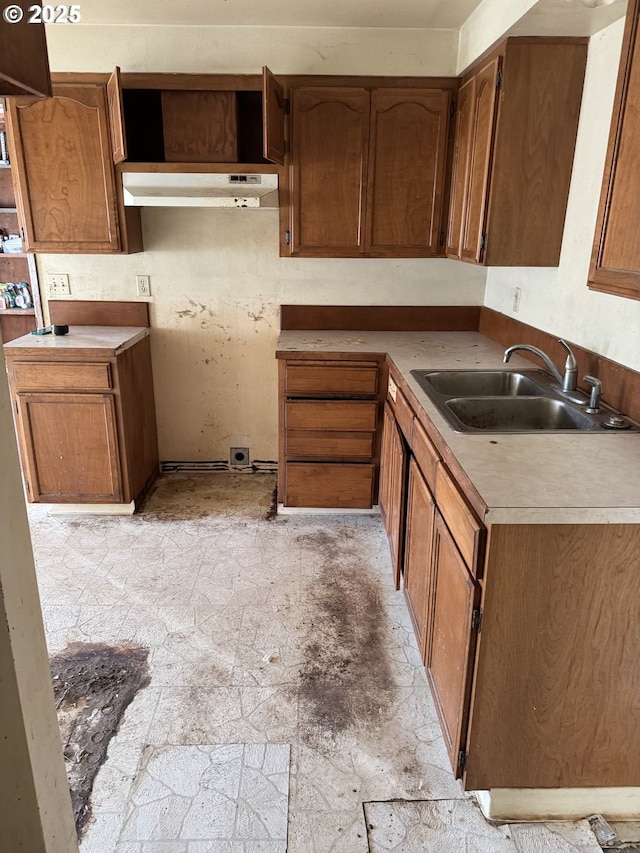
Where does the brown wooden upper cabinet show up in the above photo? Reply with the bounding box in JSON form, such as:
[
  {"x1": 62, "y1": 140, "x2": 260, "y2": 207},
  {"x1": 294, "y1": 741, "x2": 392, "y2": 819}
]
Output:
[
  {"x1": 285, "y1": 85, "x2": 453, "y2": 257},
  {"x1": 106, "y1": 66, "x2": 285, "y2": 166},
  {"x1": 5, "y1": 83, "x2": 140, "y2": 253},
  {"x1": 589, "y1": 0, "x2": 640, "y2": 301},
  {"x1": 447, "y1": 38, "x2": 588, "y2": 267}
]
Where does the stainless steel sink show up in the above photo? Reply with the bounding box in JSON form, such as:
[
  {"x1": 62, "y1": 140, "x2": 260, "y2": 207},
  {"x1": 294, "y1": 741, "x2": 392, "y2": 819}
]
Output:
[
  {"x1": 445, "y1": 397, "x2": 596, "y2": 432},
  {"x1": 412, "y1": 369, "x2": 547, "y2": 397},
  {"x1": 409, "y1": 368, "x2": 638, "y2": 433}
]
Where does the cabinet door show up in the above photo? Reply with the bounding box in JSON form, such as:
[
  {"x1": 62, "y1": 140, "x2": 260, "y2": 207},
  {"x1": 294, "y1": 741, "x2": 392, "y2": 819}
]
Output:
[
  {"x1": 404, "y1": 458, "x2": 437, "y2": 658},
  {"x1": 589, "y1": 0, "x2": 640, "y2": 301},
  {"x1": 106, "y1": 66, "x2": 127, "y2": 163},
  {"x1": 366, "y1": 88, "x2": 451, "y2": 256},
  {"x1": 15, "y1": 392, "x2": 123, "y2": 502},
  {"x1": 461, "y1": 58, "x2": 500, "y2": 263},
  {"x1": 288, "y1": 87, "x2": 369, "y2": 256},
  {"x1": 263, "y1": 66, "x2": 286, "y2": 166},
  {"x1": 427, "y1": 511, "x2": 480, "y2": 775},
  {"x1": 446, "y1": 77, "x2": 475, "y2": 259},
  {"x1": 379, "y1": 403, "x2": 406, "y2": 589},
  {"x1": 6, "y1": 85, "x2": 121, "y2": 253}
]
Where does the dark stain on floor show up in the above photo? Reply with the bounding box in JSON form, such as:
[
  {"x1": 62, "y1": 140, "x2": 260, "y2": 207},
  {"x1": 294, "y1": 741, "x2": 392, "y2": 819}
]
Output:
[
  {"x1": 50, "y1": 642, "x2": 150, "y2": 837},
  {"x1": 265, "y1": 485, "x2": 278, "y2": 521},
  {"x1": 296, "y1": 528, "x2": 396, "y2": 747}
]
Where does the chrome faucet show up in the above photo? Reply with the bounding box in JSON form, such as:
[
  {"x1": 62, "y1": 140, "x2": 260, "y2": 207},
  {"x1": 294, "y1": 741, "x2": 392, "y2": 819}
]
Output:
[{"x1": 503, "y1": 339, "x2": 586, "y2": 402}]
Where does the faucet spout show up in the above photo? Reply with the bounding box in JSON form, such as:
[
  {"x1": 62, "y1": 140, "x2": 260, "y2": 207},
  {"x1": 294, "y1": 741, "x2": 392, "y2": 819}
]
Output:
[
  {"x1": 503, "y1": 343, "x2": 564, "y2": 385},
  {"x1": 503, "y1": 339, "x2": 586, "y2": 402}
]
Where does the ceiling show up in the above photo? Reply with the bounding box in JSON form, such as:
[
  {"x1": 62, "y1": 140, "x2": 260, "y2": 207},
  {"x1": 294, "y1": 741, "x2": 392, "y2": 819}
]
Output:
[{"x1": 68, "y1": 0, "x2": 487, "y2": 29}]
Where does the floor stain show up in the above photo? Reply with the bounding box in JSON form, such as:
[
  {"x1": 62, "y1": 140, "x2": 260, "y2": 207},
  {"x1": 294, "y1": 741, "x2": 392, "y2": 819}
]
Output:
[
  {"x1": 296, "y1": 528, "x2": 396, "y2": 748},
  {"x1": 50, "y1": 642, "x2": 150, "y2": 837}
]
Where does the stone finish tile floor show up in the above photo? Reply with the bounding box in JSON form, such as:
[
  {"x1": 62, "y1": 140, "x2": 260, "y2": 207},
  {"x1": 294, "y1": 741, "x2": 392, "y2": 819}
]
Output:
[{"x1": 26, "y1": 473, "x2": 607, "y2": 852}]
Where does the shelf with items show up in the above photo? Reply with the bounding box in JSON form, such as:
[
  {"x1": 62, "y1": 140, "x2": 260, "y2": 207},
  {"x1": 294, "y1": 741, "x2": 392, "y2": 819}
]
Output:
[{"x1": 0, "y1": 100, "x2": 43, "y2": 342}]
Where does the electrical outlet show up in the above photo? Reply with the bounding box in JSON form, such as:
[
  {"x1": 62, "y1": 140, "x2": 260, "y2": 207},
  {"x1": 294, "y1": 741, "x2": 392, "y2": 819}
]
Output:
[
  {"x1": 513, "y1": 286, "x2": 522, "y2": 313},
  {"x1": 230, "y1": 447, "x2": 250, "y2": 466},
  {"x1": 46, "y1": 273, "x2": 70, "y2": 296},
  {"x1": 136, "y1": 275, "x2": 151, "y2": 297}
]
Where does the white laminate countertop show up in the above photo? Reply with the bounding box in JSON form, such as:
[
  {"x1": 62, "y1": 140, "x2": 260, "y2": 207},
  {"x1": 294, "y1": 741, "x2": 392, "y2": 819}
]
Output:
[
  {"x1": 277, "y1": 330, "x2": 640, "y2": 521},
  {"x1": 3, "y1": 326, "x2": 149, "y2": 355}
]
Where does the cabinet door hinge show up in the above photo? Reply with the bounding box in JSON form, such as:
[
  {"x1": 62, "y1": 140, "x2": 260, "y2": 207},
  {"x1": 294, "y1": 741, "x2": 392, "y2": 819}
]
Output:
[
  {"x1": 284, "y1": 98, "x2": 291, "y2": 115},
  {"x1": 284, "y1": 229, "x2": 291, "y2": 246},
  {"x1": 471, "y1": 607, "x2": 483, "y2": 632},
  {"x1": 496, "y1": 69, "x2": 503, "y2": 89},
  {"x1": 458, "y1": 750, "x2": 468, "y2": 772},
  {"x1": 450, "y1": 100, "x2": 456, "y2": 118},
  {"x1": 14, "y1": 400, "x2": 19, "y2": 415},
  {"x1": 479, "y1": 233, "x2": 487, "y2": 259}
]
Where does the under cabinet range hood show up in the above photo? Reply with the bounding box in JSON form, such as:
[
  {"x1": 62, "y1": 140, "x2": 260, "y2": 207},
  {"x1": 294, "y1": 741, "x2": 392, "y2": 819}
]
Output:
[{"x1": 121, "y1": 172, "x2": 279, "y2": 209}]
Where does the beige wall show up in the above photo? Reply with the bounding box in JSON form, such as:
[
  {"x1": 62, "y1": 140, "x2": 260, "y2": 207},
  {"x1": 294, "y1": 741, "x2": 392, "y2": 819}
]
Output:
[
  {"x1": 38, "y1": 13, "x2": 638, "y2": 464},
  {"x1": 40, "y1": 25, "x2": 487, "y2": 463},
  {"x1": 484, "y1": 17, "x2": 640, "y2": 371}
]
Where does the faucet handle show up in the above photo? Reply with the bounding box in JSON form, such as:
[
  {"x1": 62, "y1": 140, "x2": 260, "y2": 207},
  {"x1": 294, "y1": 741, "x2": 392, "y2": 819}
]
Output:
[{"x1": 583, "y1": 374, "x2": 603, "y2": 413}]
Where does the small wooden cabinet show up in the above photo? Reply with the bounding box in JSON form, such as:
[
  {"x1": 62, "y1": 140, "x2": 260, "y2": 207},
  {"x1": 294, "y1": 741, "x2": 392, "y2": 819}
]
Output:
[
  {"x1": 277, "y1": 356, "x2": 385, "y2": 508},
  {"x1": 6, "y1": 83, "x2": 141, "y2": 254},
  {"x1": 4, "y1": 330, "x2": 159, "y2": 504},
  {"x1": 286, "y1": 84, "x2": 453, "y2": 258},
  {"x1": 447, "y1": 37, "x2": 588, "y2": 266},
  {"x1": 589, "y1": 0, "x2": 640, "y2": 300}
]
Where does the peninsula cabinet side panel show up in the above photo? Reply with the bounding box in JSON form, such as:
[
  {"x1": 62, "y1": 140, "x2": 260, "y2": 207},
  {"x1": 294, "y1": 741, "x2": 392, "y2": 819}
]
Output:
[{"x1": 465, "y1": 523, "x2": 640, "y2": 790}]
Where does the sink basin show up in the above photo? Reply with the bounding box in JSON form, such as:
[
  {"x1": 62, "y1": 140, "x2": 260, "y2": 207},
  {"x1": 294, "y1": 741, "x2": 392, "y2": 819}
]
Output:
[
  {"x1": 411, "y1": 369, "x2": 548, "y2": 397},
  {"x1": 445, "y1": 397, "x2": 597, "y2": 432}
]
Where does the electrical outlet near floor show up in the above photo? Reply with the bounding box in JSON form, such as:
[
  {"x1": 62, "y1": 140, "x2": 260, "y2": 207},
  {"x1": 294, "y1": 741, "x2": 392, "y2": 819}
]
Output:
[
  {"x1": 136, "y1": 275, "x2": 151, "y2": 297},
  {"x1": 46, "y1": 273, "x2": 70, "y2": 297},
  {"x1": 230, "y1": 447, "x2": 250, "y2": 466}
]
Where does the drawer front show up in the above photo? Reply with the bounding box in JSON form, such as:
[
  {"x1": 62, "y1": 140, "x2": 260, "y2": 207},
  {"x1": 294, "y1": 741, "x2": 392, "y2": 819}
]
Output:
[
  {"x1": 394, "y1": 387, "x2": 414, "y2": 443},
  {"x1": 284, "y1": 462, "x2": 375, "y2": 508},
  {"x1": 286, "y1": 430, "x2": 375, "y2": 459},
  {"x1": 286, "y1": 362, "x2": 378, "y2": 395},
  {"x1": 412, "y1": 417, "x2": 439, "y2": 493},
  {"x1": 11, "y1": 361, "x2": 113, "y2": 391},
  {"x1": 435, "y1": 464, "x2": 484, "y2": 576},
  {"x1": 286, "y1": 400, "x2": 378, "y2": 432}
]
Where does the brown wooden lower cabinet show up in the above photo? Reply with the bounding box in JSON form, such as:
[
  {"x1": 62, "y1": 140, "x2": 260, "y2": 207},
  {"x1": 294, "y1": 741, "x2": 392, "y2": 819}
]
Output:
[
  {"x1": 404, "y1": 457, "x2": 436, "y2": 656},
  {"x1": 5, "y1": 333, "x2": 159, "y2": 505},
  {"x1": 379, "y1": 402, "x2": 408, "y2": 589},
  {"x1": 278, "y1": 356, "x2": 384, "y2": 508},
  {"x1": 426, "y1": 510, "x2": 480, "y2": 773},
  {"x1": 15, "y1": 392, "x2": 122, "y2": 502},
  {"x1": 284, "y1": 462, "x2": 375, "y2": 508},
  {"x1": 382, "y1": 369, "x2": 639, "y2": 790}
]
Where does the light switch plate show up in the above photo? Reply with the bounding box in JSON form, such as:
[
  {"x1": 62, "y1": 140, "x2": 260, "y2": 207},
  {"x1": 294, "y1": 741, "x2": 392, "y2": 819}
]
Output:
[{"x1": 46, "y1": 274, "x2": 70, "y2": 296}]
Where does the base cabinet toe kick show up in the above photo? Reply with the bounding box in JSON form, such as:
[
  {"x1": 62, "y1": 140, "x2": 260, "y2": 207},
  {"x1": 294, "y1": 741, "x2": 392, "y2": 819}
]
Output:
[{"x1": 276, "y1": 346, "x2": 640, "y2": 810}]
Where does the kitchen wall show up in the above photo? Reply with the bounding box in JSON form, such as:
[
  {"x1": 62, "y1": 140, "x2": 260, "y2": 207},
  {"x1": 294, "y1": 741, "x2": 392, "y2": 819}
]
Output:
[
  {"x1": 39, "y1": 12, "x2": 638, "y2": 463},
  {"x1": 484, "y1": 16, "x2": 640, "y2": 372},
  {"x1": 40, "y1": 25, "x2": 486, "y2": 463}
]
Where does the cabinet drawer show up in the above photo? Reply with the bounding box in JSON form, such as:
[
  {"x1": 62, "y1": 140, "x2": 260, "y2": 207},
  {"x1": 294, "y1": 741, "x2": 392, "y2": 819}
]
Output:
[
  {"x1": 286, "y1": 400, "x2": 378, "y2": 431},
  {"x1": 285, "y1": 430, "x2": 375, "y2": 459},
  {"x1": 435, "y1": 464, "x2": 485, "y2": 576},
  {"x1": 394, "y1": 387, "x2": 414, "y2": 443},
  {"x1": 285, "y1": 362, "x2": 378, "y2": 395},
  {"x1": 412, "y1": 417, "x2": 439, "y2": 492},
  {"x1": 11, "y1": 361, "x2": 113, "y2": 391},
  {"x1": 284, "y1": 462, "x2": 375, "y2": 508}
]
